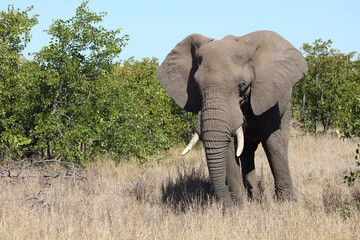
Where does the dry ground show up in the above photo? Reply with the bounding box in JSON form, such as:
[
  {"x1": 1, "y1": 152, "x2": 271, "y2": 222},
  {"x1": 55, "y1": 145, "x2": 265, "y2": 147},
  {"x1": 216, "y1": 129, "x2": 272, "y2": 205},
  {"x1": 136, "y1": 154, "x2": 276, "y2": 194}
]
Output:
[{"x1": 1, "y1": 131, "x2": 360, "y2": 239}]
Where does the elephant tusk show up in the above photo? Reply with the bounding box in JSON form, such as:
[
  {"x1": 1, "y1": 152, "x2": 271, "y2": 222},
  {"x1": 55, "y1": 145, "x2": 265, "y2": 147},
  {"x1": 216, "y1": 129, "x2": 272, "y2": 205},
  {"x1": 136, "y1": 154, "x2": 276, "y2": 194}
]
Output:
[
  {"x1": 181, "y1": 133, "x2": 199, "y2": 156},
  {"x1": 236, "y1": 127, "x2": 244, "y2": 157}
]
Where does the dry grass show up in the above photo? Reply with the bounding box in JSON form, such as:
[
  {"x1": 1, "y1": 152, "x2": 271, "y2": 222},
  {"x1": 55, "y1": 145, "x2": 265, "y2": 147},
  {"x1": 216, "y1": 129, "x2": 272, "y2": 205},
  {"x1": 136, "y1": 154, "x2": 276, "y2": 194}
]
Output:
[{"x1": 1, "y1": 131, "x2": 360, "y2": 239}]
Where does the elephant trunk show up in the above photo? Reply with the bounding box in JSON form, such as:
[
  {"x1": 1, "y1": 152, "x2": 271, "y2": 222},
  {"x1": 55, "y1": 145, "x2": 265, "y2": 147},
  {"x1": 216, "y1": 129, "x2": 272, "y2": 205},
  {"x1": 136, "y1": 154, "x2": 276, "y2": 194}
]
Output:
[
  {"x1": 200, "y1": 89, "x2": 243, "y2": 205},
  {"x1": 202, "y1": 125, "x2": 232, "y2": 205}
]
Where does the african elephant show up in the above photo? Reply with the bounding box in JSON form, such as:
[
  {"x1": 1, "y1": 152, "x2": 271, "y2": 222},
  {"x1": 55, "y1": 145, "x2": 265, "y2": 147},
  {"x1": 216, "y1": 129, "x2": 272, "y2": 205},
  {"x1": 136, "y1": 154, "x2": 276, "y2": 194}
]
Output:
[{"x1": 157, "y1": 31, "x2": 307, "y2": 206}]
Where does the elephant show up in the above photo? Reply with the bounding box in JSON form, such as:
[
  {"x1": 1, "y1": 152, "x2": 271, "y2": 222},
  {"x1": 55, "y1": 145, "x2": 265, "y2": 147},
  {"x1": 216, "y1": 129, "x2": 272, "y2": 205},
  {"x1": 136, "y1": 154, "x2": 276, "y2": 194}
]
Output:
[{"x1": 157, "y1": 30, "x2": 308, "y2": 206}]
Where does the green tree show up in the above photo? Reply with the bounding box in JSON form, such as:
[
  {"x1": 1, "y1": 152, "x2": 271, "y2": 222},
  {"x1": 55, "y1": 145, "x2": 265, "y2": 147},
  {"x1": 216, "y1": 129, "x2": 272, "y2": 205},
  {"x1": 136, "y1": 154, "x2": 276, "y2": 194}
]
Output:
[
  {"x1": 0, "y1": 5, "x2": 38, "y2": 156},
  {"x1": 292, "y1": 39, "x2": 356, "y2": 133},
  {"x1": 29, "y1": 1, "x2": 129, "y2": 163},
  {"x1": 339, "y1": 57, "x2": 360, "y2": 138},
  {"x1": 101, "y1": 58, "x2": 196, "y2": 160}
]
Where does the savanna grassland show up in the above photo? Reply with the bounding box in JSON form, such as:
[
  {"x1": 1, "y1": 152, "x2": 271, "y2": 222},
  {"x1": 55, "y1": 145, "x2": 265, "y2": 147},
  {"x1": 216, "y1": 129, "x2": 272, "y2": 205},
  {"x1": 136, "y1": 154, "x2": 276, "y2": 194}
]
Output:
[
  {"x1": 1, "y1": 130, "x2": 360, "y2": 240},
  {"x1": 1, "y1": 3, "x2": 360, "y2": 240}
]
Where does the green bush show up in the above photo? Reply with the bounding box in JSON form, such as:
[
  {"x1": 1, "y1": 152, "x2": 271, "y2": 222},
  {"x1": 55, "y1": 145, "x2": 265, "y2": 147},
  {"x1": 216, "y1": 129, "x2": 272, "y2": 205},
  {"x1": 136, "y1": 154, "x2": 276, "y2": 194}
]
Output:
[
  {"x1": 0, "y1": 2, "x2": 195, "y2": 164},
  {"x1": 0, "y1": 5, "x2": 38, "y2": 157},
  {"x1": 292, "y1": 39, "x2": 359, "y2": 134},
  {"x1": 100, "y1": 57, "x2": 196, "y2": 160},
  {"x1": 27, "y1": 1, "x2": 129, "y2": 164}
]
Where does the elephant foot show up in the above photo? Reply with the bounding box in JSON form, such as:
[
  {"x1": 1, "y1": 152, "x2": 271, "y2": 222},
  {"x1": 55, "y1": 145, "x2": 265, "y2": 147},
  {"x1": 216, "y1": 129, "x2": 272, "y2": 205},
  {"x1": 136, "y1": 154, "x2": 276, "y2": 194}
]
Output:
[
  {"x1": 274, "y1": 186, "x2": 297, "y2": 202},
  {"x1": 229, "y1": 193, "x2": 245, "y2": 207},
  {"x1": 244, "y1": 170, "x2": 260, "y2": 200},
  {"x1": 227, "y1": 179, "x2": 246, "y2": 206}
]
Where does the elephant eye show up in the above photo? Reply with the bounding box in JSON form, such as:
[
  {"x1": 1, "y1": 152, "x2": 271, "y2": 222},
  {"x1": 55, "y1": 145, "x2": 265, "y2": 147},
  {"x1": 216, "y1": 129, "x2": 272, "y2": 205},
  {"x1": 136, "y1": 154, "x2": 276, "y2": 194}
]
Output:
[
  {"x1": 238, "y1": 80, "x2": 248, "y2": 97},
  {"x1": 238, "y1": 80, "x2": 246, "y2": 91},
  {"x1": 239, "y1": 81, "x2": 245, "y2": 89}
]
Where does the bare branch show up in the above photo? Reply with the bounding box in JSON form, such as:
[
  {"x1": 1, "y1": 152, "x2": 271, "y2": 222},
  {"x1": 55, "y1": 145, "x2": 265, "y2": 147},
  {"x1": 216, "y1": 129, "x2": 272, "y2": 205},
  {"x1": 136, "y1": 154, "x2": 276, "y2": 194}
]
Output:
[{"x1": 0, "y1": 158, "x2": 97, "y2": 181}]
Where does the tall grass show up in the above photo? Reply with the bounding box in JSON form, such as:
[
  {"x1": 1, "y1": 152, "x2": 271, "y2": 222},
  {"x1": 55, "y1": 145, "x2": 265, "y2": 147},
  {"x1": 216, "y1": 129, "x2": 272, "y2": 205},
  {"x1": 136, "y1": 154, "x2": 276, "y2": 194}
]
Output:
[{"x1": 1, "y1": 132, "x2": 359, "y2": 239}]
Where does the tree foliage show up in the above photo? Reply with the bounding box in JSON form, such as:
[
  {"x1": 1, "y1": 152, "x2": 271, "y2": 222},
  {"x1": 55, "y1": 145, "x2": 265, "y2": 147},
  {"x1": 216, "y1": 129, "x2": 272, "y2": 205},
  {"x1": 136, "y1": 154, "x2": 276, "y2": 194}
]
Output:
[
  {"x1": 28, "y1": 1, "x2": 129, "y2": 163},
  {"x1": 101, "y1": 58, "x2": 195, "y2": 160},
  {"x1": 0, "y1": 2, "x2": 195, "y2": 164},
  {"x1": 0, "y1": 5, "x2": 38, "y2": 156},
  {"x1": 292, "y1": 39, "x2": 359, "y2": 135}
]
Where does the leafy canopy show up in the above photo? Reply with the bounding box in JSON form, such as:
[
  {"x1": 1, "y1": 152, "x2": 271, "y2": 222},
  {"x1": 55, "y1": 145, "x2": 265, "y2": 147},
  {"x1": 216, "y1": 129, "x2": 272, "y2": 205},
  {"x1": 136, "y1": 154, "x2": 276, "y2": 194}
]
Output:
[
  {"x1": 30, "y1": 1, "x2": 129, "y2": 163},
  {"x1": 0, "y1": 2, "x2": 195, "y2": 164},
  {"x1": 0, "y1": 5, "x2": 38, "y2": 154},
  {"x1": 292, "y1": 39, "x2": 359, "y2": 134}
]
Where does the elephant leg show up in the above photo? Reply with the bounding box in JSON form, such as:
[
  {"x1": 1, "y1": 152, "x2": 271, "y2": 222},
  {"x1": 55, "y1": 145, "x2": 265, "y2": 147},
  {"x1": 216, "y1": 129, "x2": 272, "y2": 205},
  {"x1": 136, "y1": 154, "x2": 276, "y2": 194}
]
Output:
[
  {"x1": 226, "y1": 138, "x2": 245, "y2": 204},
  {"x1": 262, "y1": 129, "x2": 296, "y2": 201},
  {"x1": 240, "y1": 141, "x2": 260, "y2": 199}
]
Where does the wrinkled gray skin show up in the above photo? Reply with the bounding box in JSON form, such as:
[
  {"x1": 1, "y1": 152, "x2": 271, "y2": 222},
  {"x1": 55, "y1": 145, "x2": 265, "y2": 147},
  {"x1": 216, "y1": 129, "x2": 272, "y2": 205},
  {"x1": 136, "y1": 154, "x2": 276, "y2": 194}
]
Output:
[{"x1": 157, "y1": 31, "x2": 308, "y2": 206}]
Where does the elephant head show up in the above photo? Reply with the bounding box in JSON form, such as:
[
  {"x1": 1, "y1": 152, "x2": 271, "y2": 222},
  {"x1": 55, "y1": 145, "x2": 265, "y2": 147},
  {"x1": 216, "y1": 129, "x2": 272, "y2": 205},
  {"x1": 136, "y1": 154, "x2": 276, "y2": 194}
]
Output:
[{"x1": 157, "y1": 31, "x2": 307, "y2": 205}]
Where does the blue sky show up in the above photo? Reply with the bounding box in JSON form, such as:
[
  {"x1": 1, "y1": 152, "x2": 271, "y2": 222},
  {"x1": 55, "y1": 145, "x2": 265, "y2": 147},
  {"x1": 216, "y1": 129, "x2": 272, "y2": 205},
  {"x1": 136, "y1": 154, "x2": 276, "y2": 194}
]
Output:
[{"x1": 1, "y1": 0, "x2": 359, "y2": 63}]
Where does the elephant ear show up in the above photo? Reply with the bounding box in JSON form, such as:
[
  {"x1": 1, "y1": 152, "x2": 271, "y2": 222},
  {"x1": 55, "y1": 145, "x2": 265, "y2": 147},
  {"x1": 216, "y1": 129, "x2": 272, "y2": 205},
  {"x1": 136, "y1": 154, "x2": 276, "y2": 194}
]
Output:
[
  {"x1": 157, "y1": 34, "x2": 214, "y2": 113},
  {"x1": 238, "y1": 31, "x2": 308, "y2": 116}
]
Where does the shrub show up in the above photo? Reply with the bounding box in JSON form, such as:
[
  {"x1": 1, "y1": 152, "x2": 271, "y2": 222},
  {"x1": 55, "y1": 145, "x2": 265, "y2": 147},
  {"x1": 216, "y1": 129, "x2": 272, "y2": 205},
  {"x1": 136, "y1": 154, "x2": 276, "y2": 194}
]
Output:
[
  {"x1": 292, "y1": 39, "x2": 359, "y2": 134},
  {"x1": 0, "y1": 5, "x2": 38, "y2": 157},
  {"x1": 101, "y1": 58, "x2": 196, "y2": 160}
]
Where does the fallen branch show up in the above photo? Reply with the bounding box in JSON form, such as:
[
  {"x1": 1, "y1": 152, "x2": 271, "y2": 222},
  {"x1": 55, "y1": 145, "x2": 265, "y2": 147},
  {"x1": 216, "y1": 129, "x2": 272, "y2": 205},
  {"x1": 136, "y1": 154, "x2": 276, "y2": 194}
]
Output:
[{"x1": 0, "y1": 158, "x2": 97, "y2": 181}]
